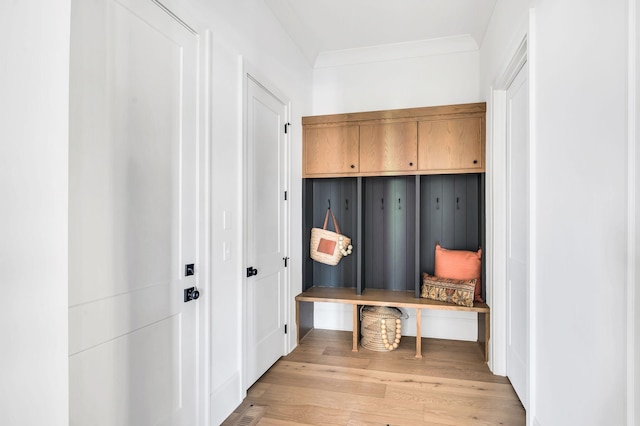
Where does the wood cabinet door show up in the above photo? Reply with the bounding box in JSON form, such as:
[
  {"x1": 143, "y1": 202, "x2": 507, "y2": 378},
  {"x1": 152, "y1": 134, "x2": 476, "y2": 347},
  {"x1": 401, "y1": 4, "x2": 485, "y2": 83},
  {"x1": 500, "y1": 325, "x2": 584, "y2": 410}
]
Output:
[
  {"x1": 303, "y1": 125, "x2": 359, "y2": 176},
  {"x1": 359, "y1": 121, "x2": 417, "y2": 173},
  {"x1": 418, "y1": 117, "x2": 484, "y2": 172}
]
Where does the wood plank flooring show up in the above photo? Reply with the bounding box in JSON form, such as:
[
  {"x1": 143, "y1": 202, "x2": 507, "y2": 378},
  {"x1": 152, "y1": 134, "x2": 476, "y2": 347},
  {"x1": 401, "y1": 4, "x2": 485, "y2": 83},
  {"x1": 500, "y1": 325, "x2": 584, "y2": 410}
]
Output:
[{"x1": 223, "y1": 330, "x2": 524, "y2": 425}]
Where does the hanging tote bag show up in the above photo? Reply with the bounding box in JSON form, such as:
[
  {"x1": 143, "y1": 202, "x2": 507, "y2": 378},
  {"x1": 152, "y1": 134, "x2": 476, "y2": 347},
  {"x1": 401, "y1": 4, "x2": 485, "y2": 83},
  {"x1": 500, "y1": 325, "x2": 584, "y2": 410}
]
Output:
[{"x1": 310, "y1": 208, "x2": 352, "y2": 266}]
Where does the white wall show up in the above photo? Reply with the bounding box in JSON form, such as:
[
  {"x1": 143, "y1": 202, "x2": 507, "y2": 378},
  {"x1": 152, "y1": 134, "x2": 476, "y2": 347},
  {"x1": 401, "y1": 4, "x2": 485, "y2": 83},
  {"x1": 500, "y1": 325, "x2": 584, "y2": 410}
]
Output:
[
  {"x1": 479, "y1": 0, "x2": 532, "y2": 383},
  {"x1": 533, "y1": 1, "x2": 628, "y2": 424},
  {"x1": 636, "y1": 0, "x2": 640, "y2": 415},
  {"x1": 482, "y1": 0, "x2": 632, "y2": 424},
  {"x1": 311, "y1": 42, "x2": 482, "y2": 341},
  {"x1": 634, "y1": 1, "x2": 640, "y2": 419},
  {"x1": 161, "y1": 1, "x2": 313, "y2": 423},
  {"x1": 0, "y1": 1, "x2": 70, "y2": 425},
  {"x1": 313, "y1": 41, "x2": 480, "y2": 115},
  {"x1": 2, "y1": 1, "x2": 310, "y2": 425}
]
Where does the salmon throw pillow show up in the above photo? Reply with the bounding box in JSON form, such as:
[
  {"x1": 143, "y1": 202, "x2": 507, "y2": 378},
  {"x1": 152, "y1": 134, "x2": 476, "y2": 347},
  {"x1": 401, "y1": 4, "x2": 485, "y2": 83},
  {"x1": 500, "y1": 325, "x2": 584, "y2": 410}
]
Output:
[{"x1": 434, "y1": 243, "x2": 483, "y2": 302}]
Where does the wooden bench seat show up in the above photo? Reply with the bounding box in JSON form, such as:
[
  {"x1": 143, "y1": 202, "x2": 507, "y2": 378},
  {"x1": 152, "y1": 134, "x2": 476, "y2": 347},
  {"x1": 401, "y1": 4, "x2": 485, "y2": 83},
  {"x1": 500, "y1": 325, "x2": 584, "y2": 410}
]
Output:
[{"x1": 295, "y1": 286, "x2": 490, "y2": 361}]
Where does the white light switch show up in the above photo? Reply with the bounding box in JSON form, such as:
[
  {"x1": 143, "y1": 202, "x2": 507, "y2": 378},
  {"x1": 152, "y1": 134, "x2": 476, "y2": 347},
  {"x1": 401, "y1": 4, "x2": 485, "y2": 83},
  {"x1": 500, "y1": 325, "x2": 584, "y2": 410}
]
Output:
[{"x1": 223, "y1": 241, "x2": 231, "y2": 261}]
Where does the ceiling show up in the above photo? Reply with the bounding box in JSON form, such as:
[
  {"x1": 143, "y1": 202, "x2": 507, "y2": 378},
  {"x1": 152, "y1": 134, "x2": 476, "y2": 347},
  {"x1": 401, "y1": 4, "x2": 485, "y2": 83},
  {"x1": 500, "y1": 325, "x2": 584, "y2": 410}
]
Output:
[{"x1": 264, "y1": 0, "x2": 498, "y2": 66}]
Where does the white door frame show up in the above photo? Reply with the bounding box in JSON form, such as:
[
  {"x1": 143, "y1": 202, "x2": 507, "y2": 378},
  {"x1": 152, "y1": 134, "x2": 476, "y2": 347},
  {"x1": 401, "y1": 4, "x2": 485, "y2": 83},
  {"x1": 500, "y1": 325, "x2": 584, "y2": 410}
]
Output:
[
  {"x1": 196, "y1": 29, "x2": 212, "y2": 426},
  {"x1": 488, "y1": 35, "x2": 527, "y2": 375},
  {"x1": 487, "y1": 21, "x2": 536, "y2": 424},
  {"x1": 241, "y1": 61, "x2": 292, "y2": 392}
]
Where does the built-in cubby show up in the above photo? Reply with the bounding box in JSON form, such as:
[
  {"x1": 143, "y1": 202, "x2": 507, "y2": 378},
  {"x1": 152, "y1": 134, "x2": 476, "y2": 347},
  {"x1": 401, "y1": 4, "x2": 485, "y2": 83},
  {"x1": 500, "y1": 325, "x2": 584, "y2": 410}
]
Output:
[
  {"x1": 299, "y1": 103, "x2": 488, "y2": 350},
  {"x1": 301, "y1": 173, "x2": 486, "y2": 335}
]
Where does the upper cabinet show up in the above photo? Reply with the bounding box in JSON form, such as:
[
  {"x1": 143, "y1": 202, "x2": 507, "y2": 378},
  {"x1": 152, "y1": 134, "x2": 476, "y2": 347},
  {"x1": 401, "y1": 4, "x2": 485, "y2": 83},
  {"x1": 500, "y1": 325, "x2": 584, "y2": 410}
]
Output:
[
  {"x1": 417, "y1": 117, "x2": 484, "y2": 172},
  {"x1": 302, "y1": 102, "x2": 485, "y2": 178},
  {"x1": 360, "y1": 121, "x2": 417, "y2": 174},
  {"x1": 303, "y1": 124, "x2": 360, "y2": 176}
]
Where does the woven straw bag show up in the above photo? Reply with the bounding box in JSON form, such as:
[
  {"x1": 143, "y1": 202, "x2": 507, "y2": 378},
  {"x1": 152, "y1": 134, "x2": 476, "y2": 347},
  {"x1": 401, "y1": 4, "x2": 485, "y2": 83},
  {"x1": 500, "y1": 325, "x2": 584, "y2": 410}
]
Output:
[
  {"x1": 360, "y1": 306, "x2": 405, "y2": 352},
  {"x1": 310, "y1": 208, "x2": 352, "y2": 266}
]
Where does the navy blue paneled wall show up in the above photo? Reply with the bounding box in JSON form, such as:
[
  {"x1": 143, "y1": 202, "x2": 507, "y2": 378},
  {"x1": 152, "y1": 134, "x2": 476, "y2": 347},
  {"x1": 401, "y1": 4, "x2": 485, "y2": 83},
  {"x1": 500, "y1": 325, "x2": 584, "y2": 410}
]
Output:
[
  {"x1": 362, "y1": 176, "x2": 416, "y2": 292},
  {"x1": 420, "y1": 174, "x2": 481, "y2": 273},
  {"x1": 304, "y1": 178, "x2": 359, "y2": 289}
]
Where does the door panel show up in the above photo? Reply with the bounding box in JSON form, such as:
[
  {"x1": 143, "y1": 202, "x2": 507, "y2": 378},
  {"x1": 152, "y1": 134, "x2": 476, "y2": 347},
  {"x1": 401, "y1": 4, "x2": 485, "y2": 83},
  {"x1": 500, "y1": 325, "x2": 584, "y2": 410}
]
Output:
[
  {"x1": 246, "y1": 76, "x2": 288, "y2": 387},
  {"x1": 69, "y1": 0, "x2": 200, "y2": 424},
  {"x1": 506, "y1": 63, "x2": 529, "y2": 408}
]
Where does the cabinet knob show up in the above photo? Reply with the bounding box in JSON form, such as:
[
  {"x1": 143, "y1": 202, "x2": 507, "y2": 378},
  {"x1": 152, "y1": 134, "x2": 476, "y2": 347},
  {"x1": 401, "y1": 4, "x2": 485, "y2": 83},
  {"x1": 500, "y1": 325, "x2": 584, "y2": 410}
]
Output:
[
  {"x1": 350, "y1": 164, "x2": 355, "y2": 169},
  {"x1": 473, "y1": 160, "x2": 478, "y2": 164},
  {"x1": 409, "y1": 162, "x2": 414, "y2": 166}
]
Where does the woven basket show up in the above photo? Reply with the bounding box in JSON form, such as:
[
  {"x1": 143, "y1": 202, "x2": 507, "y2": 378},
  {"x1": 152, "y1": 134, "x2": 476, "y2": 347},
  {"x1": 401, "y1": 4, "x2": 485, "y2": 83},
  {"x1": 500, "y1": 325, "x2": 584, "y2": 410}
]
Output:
[{"x1": 360, "y1": 306, "x2": 404, "y2": 352}]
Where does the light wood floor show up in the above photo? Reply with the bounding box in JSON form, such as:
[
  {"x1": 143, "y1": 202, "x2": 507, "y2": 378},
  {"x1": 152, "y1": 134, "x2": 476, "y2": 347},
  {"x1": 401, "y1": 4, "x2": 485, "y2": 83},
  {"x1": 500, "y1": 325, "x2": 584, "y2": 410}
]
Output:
[{"x1": 223, "y1": 329, "x2": 525, "y2": 425}]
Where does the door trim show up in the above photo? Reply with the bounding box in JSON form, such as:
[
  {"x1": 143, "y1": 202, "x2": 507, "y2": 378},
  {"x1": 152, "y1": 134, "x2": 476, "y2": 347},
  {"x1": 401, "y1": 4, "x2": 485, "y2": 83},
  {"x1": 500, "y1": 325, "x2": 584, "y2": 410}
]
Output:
[
  {"x1": 196, "y1": 29, "x2": 212, "y2": 426},
  {"x1": 488, "y1": 35, "x2": 528, "y2": 377},
  {"x1": 488, "y1": 19, "x2": 536, "y2": 425},
  {"x1": 241, "y1": 60, "x2": 292, "y2": 393},
  {"x1": 628, "y1": 1, "x2": 637, "y2": 424}
]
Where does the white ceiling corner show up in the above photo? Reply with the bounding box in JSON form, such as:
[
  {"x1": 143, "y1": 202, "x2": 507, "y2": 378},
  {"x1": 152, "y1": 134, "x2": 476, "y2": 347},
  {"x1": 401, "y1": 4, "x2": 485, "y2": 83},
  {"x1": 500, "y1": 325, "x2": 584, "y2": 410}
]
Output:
[{"x1": 264, "y1": 0, "x2": 497, "y2": 67}]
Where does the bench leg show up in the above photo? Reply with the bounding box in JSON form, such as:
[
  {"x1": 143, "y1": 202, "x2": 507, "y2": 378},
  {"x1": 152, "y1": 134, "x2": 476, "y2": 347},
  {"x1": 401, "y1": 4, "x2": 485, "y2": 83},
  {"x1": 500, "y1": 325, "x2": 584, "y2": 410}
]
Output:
[
  {"x1": 484, "y1": 311, "x2": 490, "y2": 362},
  {"x1": 296, "y1": 299, "x2": 300, "y2": 345},
  {"x1": 352, "y1": 304, "x2": 359, "y2": 352},
  {"x1": 415, "y1": 308, "x2": 422, "y2": 359},
  {"x1": 477, "y1": 311, "x2": 490, "y2": 362}
]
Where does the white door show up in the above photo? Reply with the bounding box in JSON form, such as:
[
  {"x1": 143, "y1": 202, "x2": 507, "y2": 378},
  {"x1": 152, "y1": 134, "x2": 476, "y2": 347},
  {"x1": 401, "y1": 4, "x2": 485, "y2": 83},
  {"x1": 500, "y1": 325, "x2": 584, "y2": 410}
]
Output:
[
  {"x1": 69, "y1": 0, "x2": 202, "y2": 424},
  {"x1": 245, "y1": 76, "x2": 289, "y2": 388},
  {"x1": 506, "y1": 62, "x2": 529, "y2": 408}
]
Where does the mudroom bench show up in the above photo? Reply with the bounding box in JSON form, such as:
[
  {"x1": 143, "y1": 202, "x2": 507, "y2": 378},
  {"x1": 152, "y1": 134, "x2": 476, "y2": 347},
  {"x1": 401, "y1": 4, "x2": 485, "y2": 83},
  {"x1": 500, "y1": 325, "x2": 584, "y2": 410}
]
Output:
[{"x1": 295, "y1": 286, "x2": 490, "y2": 361}]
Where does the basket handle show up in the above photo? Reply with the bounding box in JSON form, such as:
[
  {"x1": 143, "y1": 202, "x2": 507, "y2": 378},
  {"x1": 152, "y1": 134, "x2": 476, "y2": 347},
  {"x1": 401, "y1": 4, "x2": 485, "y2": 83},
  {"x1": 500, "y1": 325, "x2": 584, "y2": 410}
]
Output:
[{"x1": 322, "y1": 208, "x2": 342, "y2": 234}]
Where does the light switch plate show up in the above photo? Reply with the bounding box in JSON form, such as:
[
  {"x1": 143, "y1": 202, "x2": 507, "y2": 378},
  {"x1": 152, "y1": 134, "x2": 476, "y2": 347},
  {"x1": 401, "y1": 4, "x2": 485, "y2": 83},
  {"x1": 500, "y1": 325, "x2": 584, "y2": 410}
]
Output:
[{"x1": 223, "y1": 241, "x2": 231, "y2": 261}]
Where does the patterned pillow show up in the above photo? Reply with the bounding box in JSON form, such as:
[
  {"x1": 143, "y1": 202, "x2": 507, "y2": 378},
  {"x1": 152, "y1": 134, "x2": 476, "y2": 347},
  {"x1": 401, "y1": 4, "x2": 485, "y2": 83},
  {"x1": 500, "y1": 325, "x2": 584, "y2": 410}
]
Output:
[
  {"x1": 420, "y1": 273, "x2": 475, "y2": 307},
  {"x1": 435, "y1": 243, "x2": 483, "y2": 302}
]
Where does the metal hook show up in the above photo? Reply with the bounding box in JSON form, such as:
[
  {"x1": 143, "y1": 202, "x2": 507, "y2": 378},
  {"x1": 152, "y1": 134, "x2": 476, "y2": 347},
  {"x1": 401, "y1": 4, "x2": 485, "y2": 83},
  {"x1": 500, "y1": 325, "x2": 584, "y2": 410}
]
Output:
[
  {"x1": 456, "y1": 197, "x2": 460, "y2": 210},
  {"x1": 345, "y1": 199, "x2": 349, "y2": 211},
  {"x1": 328, "y1": 199, "x2": 331, "y2": 210},
  {"x1": 381, "y1": 198, "x2": 384, "y2": 210},
  {"x1": 398, "y1": 198, "x2": 401, "y2": 210},
  {"x1": 436, "y1": 197, "x2": 440, "y2": 210}
]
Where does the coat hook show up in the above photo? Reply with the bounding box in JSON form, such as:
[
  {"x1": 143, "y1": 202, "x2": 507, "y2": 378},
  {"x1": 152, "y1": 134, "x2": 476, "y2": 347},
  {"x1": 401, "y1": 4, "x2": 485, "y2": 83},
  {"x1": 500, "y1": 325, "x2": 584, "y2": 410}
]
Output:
[
  {"x1": 328, "y1": 199, "x2": 331, "y2": 210},
  {"x1": 345, "y1": 199, "x2": 349, "y2": 211},
  {"x1": 436, "y1": 197, "x2": 440, "y2": 210},
  {"x1": 398, "y1": 198, "x2": 401, "y2": 210},
  {"x1": 381, "y1": 198, "x2": 384, "y2": 210},
  {"x1": 456, "y1": 197, "x2": 460, "y2": 210}
]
